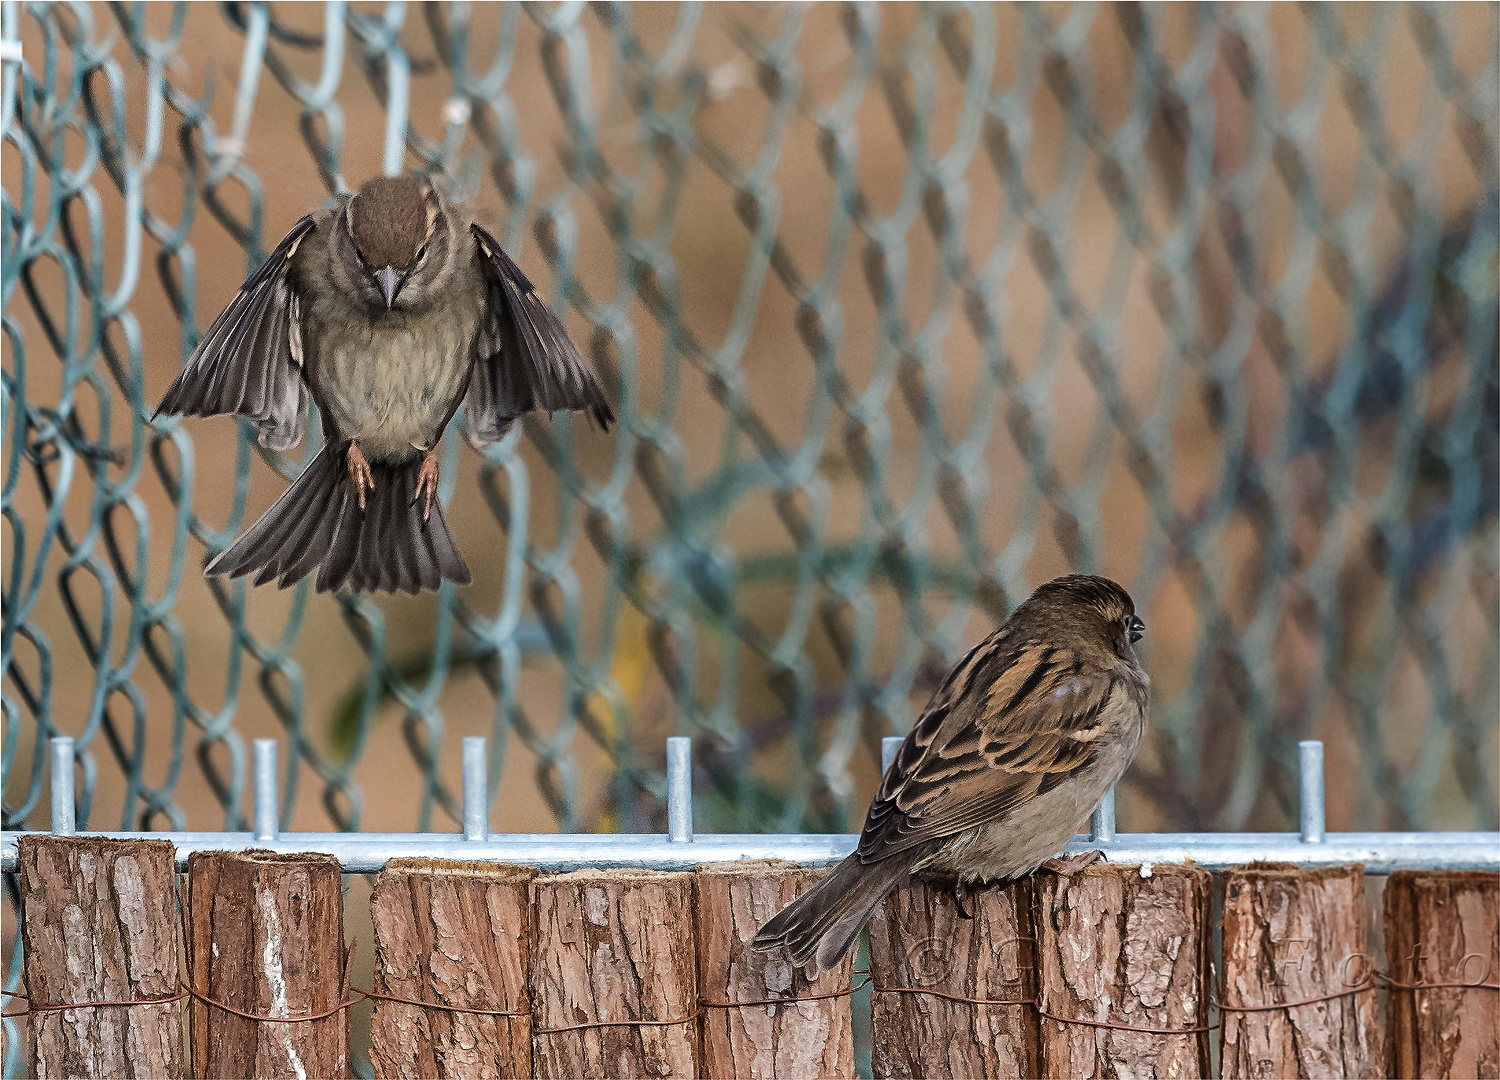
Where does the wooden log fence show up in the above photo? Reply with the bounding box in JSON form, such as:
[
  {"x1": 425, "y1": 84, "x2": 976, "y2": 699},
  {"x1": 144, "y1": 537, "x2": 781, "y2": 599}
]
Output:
[
  {"x1": 368, "y1": 859, "x2": 536, "y2": 1079},
  {"x1": 16, "y1": 835, "x2": 184, "y2": 1080},
  {"x1": 867, "y1": 876, "x2": 1038, "y2": 1079},
  {"x1": 1383, "y1": 870, "x2": 1499, "y2": 1080},
  {"x1": 1034, "y1": 864, "x2": 1213, "y2": 1079},
  {"x1": 7, "y1": 836, "x2": 1498, "y2": 1079},
  {"x1": 529, "y1": 867, "x2": 699, "y2": 1079},
  {"x1": 695, "y1": 860, "x2": 856, "y2": 1080},
  {"x1": 1219, "y1": 863, "x2": 1382, "y2": 1079},
  {"x1": 186, "y1": 850, "x2": 350, "y2": 1079}
]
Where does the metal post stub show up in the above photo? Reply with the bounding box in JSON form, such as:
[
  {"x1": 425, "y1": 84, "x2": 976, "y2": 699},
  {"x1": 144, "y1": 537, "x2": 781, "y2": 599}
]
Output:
[
  {"x1": 882, "y1": 736, "x2": 904, "y2": 776},
  {"x1": 1091, "y1": 787, "x2": 1117, "y2": 845},
  {"x1": 667, "y1": 737, "x2": 692, "y2": 843},
  {"x1": 253, "y1": 739, "x2": 279, "y2": 842},
  {"x1": 49, "y1": 737, "x2": 75, "y2": 836},
  {"x1": 463, "y1": 737, "x2": 488, "y2": 841},
  {"x1": 1300, "y1": 740, "x2": 1326, "y2": 844}
]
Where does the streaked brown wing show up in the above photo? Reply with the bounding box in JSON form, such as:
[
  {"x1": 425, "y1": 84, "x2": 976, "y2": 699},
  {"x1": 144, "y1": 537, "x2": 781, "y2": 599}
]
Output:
[
  {"x1": 154, "y1": 215, "x2": 314, "y2": 451},
  {"x1": 464, "y1": 224, "x2": 613, "y2": 448},
  {"x1": 855, "y1": 635, "x2": 1123, "y2": 863}
]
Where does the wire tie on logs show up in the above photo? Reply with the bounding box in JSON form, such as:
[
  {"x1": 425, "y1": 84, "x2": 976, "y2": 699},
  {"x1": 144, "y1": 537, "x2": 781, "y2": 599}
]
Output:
[
  {"x1": 533, "y1": 1014, "x2": 699, "y2": 1035},
  {"x1": 873, "y1": 983, "x2": 1218, "y2": 1035},
  {"x1": 353, "y1": 986, "x2": 529, "y2": 1018},
  {"x1": 1213, "y1": 983, "x2": 1376, "y2": 1014},
  {"x1": 874, "y1": 966, "x2": 1500, "y2": 1036},
  {"x1": 1373, "y1": 971, "x2": 1500, "y2": 993},
  {"x1": 699, "y1": 975, "x2": 874, "y2": 1009},
  {"x1": 182, "y1": 981, "x2": 355, "y2": 1024},
  {"x1": 175, "y1": 967, "x2": 1495, "y2": 1029},
  {"x1": 1, "y1": 988, "x2": 189, "y2": 1019},
  {"x1": 530, "y1": 971, "x2": 878, "y2": 1031}
]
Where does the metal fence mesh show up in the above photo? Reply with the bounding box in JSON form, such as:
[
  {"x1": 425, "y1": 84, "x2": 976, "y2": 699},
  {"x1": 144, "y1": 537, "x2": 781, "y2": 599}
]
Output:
[{"x1": 4, "y1": 1, "x2": 1497, "y2": 856}]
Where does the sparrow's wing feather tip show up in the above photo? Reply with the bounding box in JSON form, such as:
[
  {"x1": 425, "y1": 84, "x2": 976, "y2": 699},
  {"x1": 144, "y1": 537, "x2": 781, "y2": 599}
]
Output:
[
  {"x1": 155, "y1": 215, "x2": 315, "y2": 445},
  {"x1": 467, "y1": 222, "x2": 613, "y2": 447}
]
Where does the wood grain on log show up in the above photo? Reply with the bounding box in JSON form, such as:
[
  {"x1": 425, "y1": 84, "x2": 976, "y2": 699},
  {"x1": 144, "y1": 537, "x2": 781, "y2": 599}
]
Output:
[
  {"x1": 18, "y1": 836, "x2": 183, "y2": 1080},
  {"x1": 1384, "y1": 870, "x2": 1499, "y2": 1079},
  {"x1": 187, "y1": 850, "x2": 349, "y2": 1079},
  {"x1": 369, "y1": 859, "x2": 537, "y2": 1079},
  {"x1": 1034, "y1": 864, "x2": 1211, "y2": 1079},
  {"x1": 1219, "y1": 863, "x2": 1382, "y2": 1079},
  {"x1": 530, "y1": 868, "x2": 697, "y2": 1079},
  {"x1": 695, "y1": 860, "x2": 855, "y2": 1079},
  {"x1": 867, "y1": 875, "x2": 1039, "y2": 1080}
]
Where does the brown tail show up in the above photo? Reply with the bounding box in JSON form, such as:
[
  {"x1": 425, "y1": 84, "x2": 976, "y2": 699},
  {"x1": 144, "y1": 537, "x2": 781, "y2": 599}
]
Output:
[
  {"x1": 206, "y1": 444, "x2": 471, "y2": 593},
  {"x1": 750, "y1": 848, "x2": 922, "y2": 972}
]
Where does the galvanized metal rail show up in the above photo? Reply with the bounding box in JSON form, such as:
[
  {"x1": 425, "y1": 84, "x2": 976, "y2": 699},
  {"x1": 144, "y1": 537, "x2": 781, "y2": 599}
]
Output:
[{"x1": 3, "y1": 736, "x2": 1496, "y2": 874}]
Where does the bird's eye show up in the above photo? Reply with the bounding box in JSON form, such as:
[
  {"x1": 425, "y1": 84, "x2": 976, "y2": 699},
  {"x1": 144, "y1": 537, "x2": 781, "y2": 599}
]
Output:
[
  {"x1": 415, "y1": 244, "x2": 427, "y2": 261},
  {"x1": 1127, "y1": 615, "x2": 1145, "y2": 644}
]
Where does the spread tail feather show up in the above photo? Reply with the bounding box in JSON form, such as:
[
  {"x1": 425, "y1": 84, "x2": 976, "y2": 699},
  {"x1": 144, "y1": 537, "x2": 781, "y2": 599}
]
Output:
[
  {"x1": 207, "y1": 444, "x2": 471, "y2": 594},
  {"x1": 751, "y1": 848, "x2": 921, "y2": 973}
]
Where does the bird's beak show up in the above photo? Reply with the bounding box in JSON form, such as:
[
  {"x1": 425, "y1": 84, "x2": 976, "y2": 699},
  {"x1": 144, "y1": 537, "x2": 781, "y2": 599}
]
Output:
[{"x1": 377, "y1": 265, "x2": 402, "y2": 310}]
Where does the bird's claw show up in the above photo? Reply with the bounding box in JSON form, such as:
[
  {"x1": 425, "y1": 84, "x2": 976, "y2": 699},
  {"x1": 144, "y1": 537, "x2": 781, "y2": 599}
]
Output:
[
  {"x1": 346, "y1": 444, "x2": 374, "y2": 511},
  {"x1": 1041, "y1": 850, "x2": 1105, "y2": 875},
  {"x1": 950, "y1": 877, "x2": 974, "y2": 920},
  {"x1": 413, "y1": 453, "x2": 439, "y2": 523}
]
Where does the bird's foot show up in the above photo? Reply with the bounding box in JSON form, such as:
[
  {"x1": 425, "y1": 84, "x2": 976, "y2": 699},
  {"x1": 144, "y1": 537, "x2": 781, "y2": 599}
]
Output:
[
  {"x1": 1041, "y1": 850, "x2": 1105, "y2": 875},
  {"x1": 920, "y1": 872, "x2": 977, "y2": 918},
  {"x1": 346, "y1": 443, "x2": 374, "y2": 511},
  {"x1": 413, "y1": 452, "x2": 439, "y2": 522},
  {"x1": 950, "y1": 876, "x2": 975, "y2": 920}
]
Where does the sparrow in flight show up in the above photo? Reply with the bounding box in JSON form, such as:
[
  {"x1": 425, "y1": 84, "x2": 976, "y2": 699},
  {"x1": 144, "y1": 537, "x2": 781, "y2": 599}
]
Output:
[{"x1": 156, "y1": 174, "x2": 611, "y2": 593}]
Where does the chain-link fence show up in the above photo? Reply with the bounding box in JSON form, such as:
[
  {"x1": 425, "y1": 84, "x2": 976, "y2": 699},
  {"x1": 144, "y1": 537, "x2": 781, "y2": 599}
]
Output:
[{"x1": 4, "y1": 1, "x2": 1496, "y2": 852}]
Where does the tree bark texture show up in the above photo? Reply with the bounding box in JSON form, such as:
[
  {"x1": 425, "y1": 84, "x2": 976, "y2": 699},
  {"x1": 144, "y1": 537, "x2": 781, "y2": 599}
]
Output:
[
  {"x1": 694, "y1": 860, "x2": 855, "y2": 1079},
  {"x1": 18, "y1": 835, "x2": 184, "y2": 1080},
  {"x1": 1218, "y1": 863, "x2": 1382, "y2": 1079},
  {"x1": 867, "y1": 875, "x2": 1039, "y2": 1080},
  {"x1": 187, "y1": 849, "x2": 349, "y2": 1079},
  {"x1": 1383, "y1": 870, "x2": 1499, "y2": 1079},
  {"x1": 529, "y1": 868, "x2": 697, "y2": 1079},
  {"x1": 368, "y1": 859, "x2": 537, "y2": 1080},
  {"x1": 1034, "y1": 864, "x2": 1211, "y2": 1079}
]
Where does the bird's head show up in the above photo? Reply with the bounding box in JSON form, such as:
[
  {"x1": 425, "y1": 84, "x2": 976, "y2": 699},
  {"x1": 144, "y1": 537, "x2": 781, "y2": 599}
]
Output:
[
  {"x1": 1026, "y1": 574, "x2": 1145, "y2": 659},
  {"x1": 337, "y1": 175, "x2": 458, "y2": 312}
]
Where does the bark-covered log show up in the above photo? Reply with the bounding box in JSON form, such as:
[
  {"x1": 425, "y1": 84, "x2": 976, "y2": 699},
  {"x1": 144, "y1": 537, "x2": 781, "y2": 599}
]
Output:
[
  {"x1": 1034, "y1": 864, "x2": 1211, "y2": 1079},
  {"x1": 529, "y1": 868, "x2": 697, "y2": 1079},
  {"x1": 694, "y1": 860, "x2": 855, "y2": 1079},
  {"x1": 867, "y1": 875, "x2": 1038, "y2": 1080},
  {"x1": 1384, "y1": 870, "x2": 1499, "y2": 1079},
  {"x1": 18, "y1": 836, "x2": 184, "y2": 1080},
  {"x1": 187, "y1": 850, "x2": 349, "y2": 1079},
  {"x1": 1219, "y1": 863, "x2": 1382, "y2": 1079},
  {"x1": 369, "y1": 859, "x2": 537, "y2": 1079}
]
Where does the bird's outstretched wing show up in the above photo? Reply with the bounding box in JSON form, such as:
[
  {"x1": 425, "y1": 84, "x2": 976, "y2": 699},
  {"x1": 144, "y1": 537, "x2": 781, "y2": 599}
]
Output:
[
  {"x1": 464, "y1": 224, "x2": 613, "y2": 448},
  {"x1": 155, "y1": 215, "x2": 315, "y2": 451},
  {"x1": 856, "y1": 634, "x2": 1137, "y2": 863}
]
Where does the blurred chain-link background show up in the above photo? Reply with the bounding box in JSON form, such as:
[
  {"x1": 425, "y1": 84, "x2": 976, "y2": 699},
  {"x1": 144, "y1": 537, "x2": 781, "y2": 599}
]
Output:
[{"x1": 4, "y1": 1, "x2": 1497, "y2": 865}]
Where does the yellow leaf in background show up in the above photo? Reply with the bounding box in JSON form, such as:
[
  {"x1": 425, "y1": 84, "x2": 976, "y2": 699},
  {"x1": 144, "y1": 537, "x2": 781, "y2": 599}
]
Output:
[{"x1": 589, "y1": 606, "x2": 654, "y2": 743}]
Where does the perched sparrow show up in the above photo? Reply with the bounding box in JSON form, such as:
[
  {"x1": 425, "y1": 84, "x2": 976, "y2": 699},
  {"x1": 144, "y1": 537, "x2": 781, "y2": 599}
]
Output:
[
  {"x1": 753, "y1": 574, "x2": 1149, "y2": 972},
  {"x1": 155, "y1": 175, "x2": 611, "y2": 593}
]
